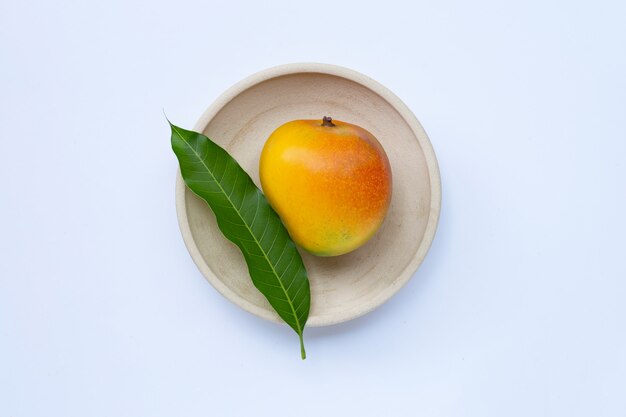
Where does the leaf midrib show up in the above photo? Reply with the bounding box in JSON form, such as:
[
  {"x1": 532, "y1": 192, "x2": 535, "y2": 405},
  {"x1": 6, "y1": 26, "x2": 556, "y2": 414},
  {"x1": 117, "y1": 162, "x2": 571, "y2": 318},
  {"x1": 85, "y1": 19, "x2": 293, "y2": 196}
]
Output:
[{"x1": 172, "y1": 125, "x2": 303, "y2": 336}]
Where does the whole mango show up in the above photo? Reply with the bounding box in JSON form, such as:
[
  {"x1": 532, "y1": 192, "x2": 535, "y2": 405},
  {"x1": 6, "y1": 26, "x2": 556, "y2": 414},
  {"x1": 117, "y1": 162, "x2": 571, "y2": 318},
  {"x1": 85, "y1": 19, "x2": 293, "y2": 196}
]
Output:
[{"x1": 259, "y1": 117, "x2": 392, "y2": 256}]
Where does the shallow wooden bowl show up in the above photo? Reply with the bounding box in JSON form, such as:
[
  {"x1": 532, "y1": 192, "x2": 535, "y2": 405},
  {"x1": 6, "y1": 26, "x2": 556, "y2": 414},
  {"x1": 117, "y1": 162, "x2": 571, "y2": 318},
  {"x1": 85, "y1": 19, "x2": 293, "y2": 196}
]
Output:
[{"x1": 175, "y1": 63, "x2": 441, "y2": 326}]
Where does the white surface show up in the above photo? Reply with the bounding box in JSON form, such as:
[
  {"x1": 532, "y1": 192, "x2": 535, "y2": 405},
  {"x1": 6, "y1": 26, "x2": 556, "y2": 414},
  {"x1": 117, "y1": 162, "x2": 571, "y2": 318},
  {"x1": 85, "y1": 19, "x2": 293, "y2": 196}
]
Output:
[{"x1": 1, "y1": 0, "x2": 625, "y2": 415}]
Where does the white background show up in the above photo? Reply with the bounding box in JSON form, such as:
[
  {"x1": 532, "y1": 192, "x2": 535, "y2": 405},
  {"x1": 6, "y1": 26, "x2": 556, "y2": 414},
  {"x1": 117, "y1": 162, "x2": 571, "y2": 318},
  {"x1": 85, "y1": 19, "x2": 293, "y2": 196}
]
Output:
[{"x1": 1, "y1": 0, "x2": 625, "y2": 415}]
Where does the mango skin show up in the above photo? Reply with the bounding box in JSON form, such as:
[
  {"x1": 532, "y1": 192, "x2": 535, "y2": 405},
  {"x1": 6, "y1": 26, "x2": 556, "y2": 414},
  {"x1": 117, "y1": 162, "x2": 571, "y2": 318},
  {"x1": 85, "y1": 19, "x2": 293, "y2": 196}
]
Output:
[{"x1": 259, "y1": 119, "x2": 392, "y2": 256}]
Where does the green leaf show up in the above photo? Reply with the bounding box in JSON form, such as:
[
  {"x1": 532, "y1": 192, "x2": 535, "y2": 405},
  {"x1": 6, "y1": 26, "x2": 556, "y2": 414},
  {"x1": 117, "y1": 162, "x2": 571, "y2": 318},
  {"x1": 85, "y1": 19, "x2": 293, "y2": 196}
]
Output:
[{"x1": 170, "y1": 122, "x2": 310, "y2": 359}]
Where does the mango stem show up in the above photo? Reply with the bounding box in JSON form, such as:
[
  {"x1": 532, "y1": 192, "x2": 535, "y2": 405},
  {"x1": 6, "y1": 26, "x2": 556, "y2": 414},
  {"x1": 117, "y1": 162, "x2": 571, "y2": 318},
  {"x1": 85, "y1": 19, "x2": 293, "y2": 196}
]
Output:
[{"x1": 322, "y1": 116, "x2": 336, "y2": 127}]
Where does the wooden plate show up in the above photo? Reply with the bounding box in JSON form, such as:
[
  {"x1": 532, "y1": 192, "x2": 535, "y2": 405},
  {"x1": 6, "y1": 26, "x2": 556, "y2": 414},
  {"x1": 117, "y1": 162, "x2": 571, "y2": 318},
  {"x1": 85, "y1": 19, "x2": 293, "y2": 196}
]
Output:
[{"x1": 175, "y1": 63, "x2": 441, "y2": 326}]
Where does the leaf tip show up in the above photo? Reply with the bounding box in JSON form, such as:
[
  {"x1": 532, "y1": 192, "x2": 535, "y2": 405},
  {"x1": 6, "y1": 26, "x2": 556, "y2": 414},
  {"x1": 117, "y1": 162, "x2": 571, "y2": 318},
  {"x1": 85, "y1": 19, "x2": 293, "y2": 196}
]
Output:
[{"x1": 163, "y1": 109, "x2": 173, "y2": 125}]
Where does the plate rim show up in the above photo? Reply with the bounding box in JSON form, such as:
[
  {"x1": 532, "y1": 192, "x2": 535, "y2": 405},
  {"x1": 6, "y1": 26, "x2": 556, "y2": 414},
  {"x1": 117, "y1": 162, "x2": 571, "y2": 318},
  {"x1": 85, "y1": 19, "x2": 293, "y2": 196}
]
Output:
[{"x1": 175, "y1": 62, "x2": 441, "y2": 327}]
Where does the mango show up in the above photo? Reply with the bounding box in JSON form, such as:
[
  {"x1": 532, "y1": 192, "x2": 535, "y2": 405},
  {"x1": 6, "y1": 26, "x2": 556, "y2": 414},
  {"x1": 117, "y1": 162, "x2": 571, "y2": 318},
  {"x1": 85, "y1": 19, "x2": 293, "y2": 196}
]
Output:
[{"x1": 260, "y1": 117, "x2": 392, "y2": 256}]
